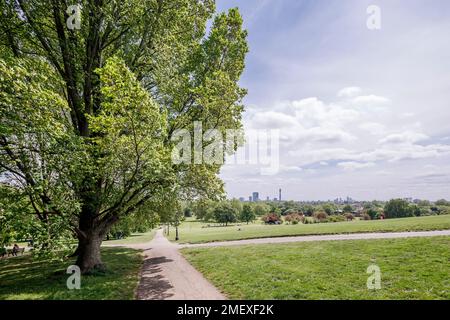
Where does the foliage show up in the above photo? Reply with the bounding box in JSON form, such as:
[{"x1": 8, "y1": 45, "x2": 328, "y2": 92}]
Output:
[
  {"x1": 262, "y1": 213, "x2": 282, "y2": 224},
  {"x1": 343, "y1": 205, "x2": 353, "y2": 213},
  {"x1": 322, "y1": 204, "x2": 336, "y2": 215},
  {"x1": 239, "y1": 204, "x2": 256, "y2": 224},
  {"x1": 345, "y1": 213, "x2": 355, "y2": 221},
  {"x1": 384, "y1": 199, "x2": 415, "y2": 219},
  {"x1": 253, "y1": 203, "x2": 270, "y2": 216},
  {"x1": 284, "y1": 213, "x2": 304, "y2": 225},
  {"x1": 313, "y1": 211, "x2": 328, "y2": 222},
  {"x1": 0, "y1": 0, "x2": 248, "y2": 271},
  {"x1": 361, "y1": 213, "x2": 371, "y2": 221},
  {"x1": 302, "y1": 205, "x2": 315, "y2": 216},
  {"x1": 328, "y1": 215, "x2": 346, "y2": 223},
  {"x1": 213, "y1": 202, "x2": 238, "y2": 226},
  {"x1": 365, "y1": 208, "x2": 379, "y2": 220},
  {"x1": 435, "y1": 199, "x2": 449, "y2": 206},
  {"x1": 184, "y1": 207, "x2": 193, "y2": 218}
]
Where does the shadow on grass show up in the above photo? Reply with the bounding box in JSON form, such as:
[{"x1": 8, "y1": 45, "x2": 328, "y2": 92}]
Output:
[{"x1": 0, "y1": 247, "x2": 143, "y2": 300}]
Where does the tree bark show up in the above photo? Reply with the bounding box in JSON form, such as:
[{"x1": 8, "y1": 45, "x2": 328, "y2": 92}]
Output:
[{"x1": 75, "y1": 231, "x2": 105, "y2": 274}]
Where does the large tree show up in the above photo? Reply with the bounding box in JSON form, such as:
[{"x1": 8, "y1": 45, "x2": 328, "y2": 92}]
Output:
[{"x1": 0, "y1": 0, "x2": 248, "y2": 273}]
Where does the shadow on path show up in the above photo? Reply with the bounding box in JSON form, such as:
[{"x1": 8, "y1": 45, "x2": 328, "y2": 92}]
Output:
[{"x1": 137, "y1": 256, "x2": 174, "y2": 300}]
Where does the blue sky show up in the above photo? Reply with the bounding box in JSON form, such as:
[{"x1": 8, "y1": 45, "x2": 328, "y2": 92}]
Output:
[{"x1": 216, "y1": 0, "x2": 450, "y2": 201}]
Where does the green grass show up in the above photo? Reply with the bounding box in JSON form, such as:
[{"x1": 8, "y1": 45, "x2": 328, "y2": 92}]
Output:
[
  {"x1": 0, "y1": 247, "x2": 143, "y2": 300},
  {"x1": 102, "y1": 229, "x2": 157, "y2": 245},
  {"x1": 170, "y1": 215, "x2": 450, "y2": 244},
  {"x1": 182, "y1": 236, "x2": 450, "y2": 300}
]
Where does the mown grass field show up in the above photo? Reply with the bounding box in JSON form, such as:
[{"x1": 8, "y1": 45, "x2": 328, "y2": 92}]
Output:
[
  {"x1": 182, "y1": 236, "x2": 450, "y2": 300},
  {"x1": 102, "y1": 229, "x2": 157, "y2": 245},
  {"x1": 169, "y1": 215, "x2": 450, "y2": 244},
  {"x1": 0, "y1": 248, "x2": 142, "y2": 300}
]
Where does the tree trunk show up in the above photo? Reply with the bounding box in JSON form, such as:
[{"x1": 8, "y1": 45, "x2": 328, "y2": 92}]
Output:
[{"x1": 75, "y1": 232, "x2": 105, "y2": 274}]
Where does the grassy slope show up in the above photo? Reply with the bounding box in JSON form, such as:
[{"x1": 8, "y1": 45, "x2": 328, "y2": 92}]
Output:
[
  {"x1": 169, "y1": 215, "x2": 450, "y2": 244},
  {"x1": 182, "y1": 236, "x2": 450, "y2": 300},
  {"x1": 0, "y1": 248, "x2": 143, "y2": 300}
]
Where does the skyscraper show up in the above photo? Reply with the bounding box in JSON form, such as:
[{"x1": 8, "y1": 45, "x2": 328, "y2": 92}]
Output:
[
  {"x1": 279, "y1": 188, "x2": 282, "y2": 202},
  {"x1": 252, "y1": 192, "x2": 259, "y2": 202}
]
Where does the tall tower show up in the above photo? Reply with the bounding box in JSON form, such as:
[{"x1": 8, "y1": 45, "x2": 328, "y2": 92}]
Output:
[{"x1": 279, "y1": 188, "x2": 282, "y2": 201}]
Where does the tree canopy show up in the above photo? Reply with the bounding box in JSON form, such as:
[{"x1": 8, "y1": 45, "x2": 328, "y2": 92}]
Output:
[{"x1": 0, "y1": 0, "x2": 248, "y2": 272}]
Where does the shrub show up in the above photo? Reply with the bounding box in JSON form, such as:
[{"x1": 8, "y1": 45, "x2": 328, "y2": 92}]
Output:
[
  {"x1": 361, "y1": 213, "x2": 371, "y2": 220},
  {"x1": 343, "y1": 205, "x2": 353, "y2": 213},
  {"x1": 284, "y1": 213, "x2": 304, "y2": 224},
  {"x1": 262, "y1": 213, "x2": 282, "y2": 224},
  {"x1": 366, "y1": 208, "x2": 378, "y2": 220},
  {"x1": 384, "y1": 199, "x2": 414, "y2": 218},
  {"x1": 328, "y1": 215, "x2": 346, "y2": 223},
  {"x1": 345, "y1": 213, "x2": 355, "y2": 221},
  {"x1": 313, "y1": 211, "x2": 328, "y2": 222}
]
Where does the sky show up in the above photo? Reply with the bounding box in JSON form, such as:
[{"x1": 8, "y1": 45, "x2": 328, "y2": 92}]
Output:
[{"x1": 215, "y1": 0, "x2": 450, "y2": 201}]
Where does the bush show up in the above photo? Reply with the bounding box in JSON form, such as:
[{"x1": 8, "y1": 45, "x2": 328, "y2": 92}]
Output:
[
  {"x1": 328, "y1": 215, "x2": 346, "y2": 223},
  {"x1": 313, "y1": 211, "x2": 328, "y2": 222},
  {"x1": 361, "y1": 213, "x2": 371, "y2": 220},
  {"x1": 262, "y1": 213, "x2": 282, "y2": 224},
  {"x1": 284, "y1": 213, "x2": 304, "y2": 224},
  {"x1": 384, "y1": 199, "x2": 414, "y2": 219},
  {"x1": 345, "y1": 213, "x2": 355, "y2": 221},
  {"x1": 366, "y1": 208, "x2": 378, "y2": 220}
]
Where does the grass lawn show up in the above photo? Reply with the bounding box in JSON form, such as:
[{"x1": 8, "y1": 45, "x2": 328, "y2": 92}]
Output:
[
  {"x1": 102, "y1": 229, "x2": 157, "y2": 245},
  {"x1": 0, "y1": 247, "x2": 143, "y2": 300},
  {"x1": 182, "y1": 236, "x2": 450, "y2": 300},
  {"x1": 170, "y1": 215, "x2": 450, "y2": 244}
]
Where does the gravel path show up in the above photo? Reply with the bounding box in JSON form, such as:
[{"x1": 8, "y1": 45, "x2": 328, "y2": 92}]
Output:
[
  {"x1": 179, "y1": 230, "x2": 450, "y2": 248},
  {"x1": 124, "y1": 229, "x2": 225, "y2": 300}
]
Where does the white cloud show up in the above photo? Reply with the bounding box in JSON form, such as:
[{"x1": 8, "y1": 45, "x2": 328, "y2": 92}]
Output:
[
  {"x1": 378, "y1": 131, "x2": 429, "y2": 145},
  {"x1": 337, "y1": 86, "x2": 362, "y2": 98},
  {"x1": 359, "y1": 122, "x2": 386, "y2": 135},
  {"x1": 251, "y1": 111, "x2": 298, "y2": 129},
  {"x1": 352, "y1": 95, "x2": 390, "y2": 106},
  {"x1": 337, "y1": 161, "x2": 376, "y2": 171}
]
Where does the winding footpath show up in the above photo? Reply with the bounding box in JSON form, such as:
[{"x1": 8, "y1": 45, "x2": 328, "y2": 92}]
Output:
[
  {"x1": 105, "y1": 228, "x2": 450, "y2": 300},
  {"x1": 116, "y1": 230, "x2": 226, "y2": 300}
]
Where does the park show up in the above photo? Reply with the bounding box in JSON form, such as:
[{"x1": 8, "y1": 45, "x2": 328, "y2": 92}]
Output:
[
  {"x1": 1, "y1": 0, "x2": 450, "y2": 303},
  {"x1": 1, "y1": 203, "x2": 450, "y2": 300}
]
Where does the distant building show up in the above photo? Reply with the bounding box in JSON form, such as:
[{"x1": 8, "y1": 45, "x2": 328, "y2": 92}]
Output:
[
  {"x1": 266, "y1": 196, "x2": 270, "y2": 201},
  {"x1": 252, "y1": 192, "x2": 259, "y2": 202},
  {"x1": 279, "y1": 188, "x2": 282, "y2": 202},
  {"x1": 249, "y1": 196, "x2": 252, "y2": 202},
  {"x1": 239, "y1": 197, "x2": 245, "y2": 202}
]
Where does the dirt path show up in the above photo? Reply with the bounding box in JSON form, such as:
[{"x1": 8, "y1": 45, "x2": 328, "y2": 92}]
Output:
[
  {"x1": 126, "y1": 229, "x2": 225, "y2": 300},
  {"x1": 179, "y1": 230, "x2": 450, "y2": 248}
]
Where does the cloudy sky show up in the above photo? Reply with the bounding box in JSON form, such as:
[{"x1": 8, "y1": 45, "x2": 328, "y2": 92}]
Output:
[{"x1": 216, "y1": 0, "x2": 450, "y2": 201}]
